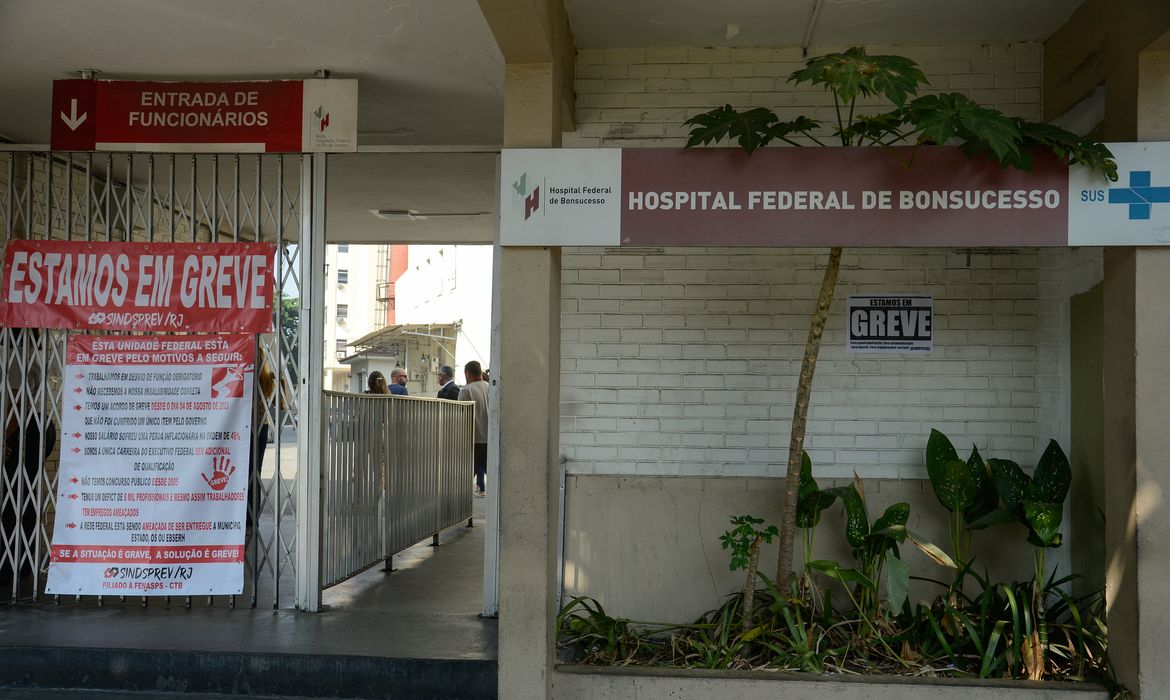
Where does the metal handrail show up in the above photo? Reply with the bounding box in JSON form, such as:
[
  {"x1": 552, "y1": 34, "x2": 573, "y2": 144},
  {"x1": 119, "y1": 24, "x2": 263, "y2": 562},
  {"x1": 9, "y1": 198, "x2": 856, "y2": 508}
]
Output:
[{"x1": 320, "y1": 391, "x2": 474, "y2": 589}]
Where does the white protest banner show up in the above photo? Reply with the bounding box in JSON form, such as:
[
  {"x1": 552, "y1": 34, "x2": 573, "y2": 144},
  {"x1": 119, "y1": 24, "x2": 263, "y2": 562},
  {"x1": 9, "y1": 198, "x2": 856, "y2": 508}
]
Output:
[
  {"x1": 46, "y1": 333, "x2": 253, "y2": 596},
  {"x1": 847, "y1": 294, "x2": 933, "y2": 353}
]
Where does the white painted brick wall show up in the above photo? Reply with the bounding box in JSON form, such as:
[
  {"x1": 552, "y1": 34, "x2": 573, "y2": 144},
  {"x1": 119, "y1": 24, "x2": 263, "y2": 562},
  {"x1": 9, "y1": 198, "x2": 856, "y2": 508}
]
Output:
[
  {"x1": 556, "y1": 42, "x2": 1082, "y2": 478},
  {"x1": 565, "y1": 42, "x2": 1042, "y2": 149},
  {"x1": 560, "y1": 246, "x2": 1088, "y2": 479}
]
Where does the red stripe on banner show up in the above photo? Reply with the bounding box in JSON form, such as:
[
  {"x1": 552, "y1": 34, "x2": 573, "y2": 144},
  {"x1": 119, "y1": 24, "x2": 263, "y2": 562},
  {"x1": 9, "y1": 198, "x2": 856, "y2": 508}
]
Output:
[
  {"x1": 51, "y1": 544, "x2": 245, "y2": 564},
  {"x1": 0, "y1": 241, "x2": 275, "y2": 333},
  {"x1": 66, "y1": 333, "x2": 254, "y2": 366}
]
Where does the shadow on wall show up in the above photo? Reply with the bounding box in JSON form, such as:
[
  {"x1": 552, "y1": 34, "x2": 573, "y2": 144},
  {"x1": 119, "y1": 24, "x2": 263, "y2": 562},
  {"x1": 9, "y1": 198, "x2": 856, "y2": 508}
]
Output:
[{"x1": 562, "y1": 474, "x2": 1039, "y2": 624}]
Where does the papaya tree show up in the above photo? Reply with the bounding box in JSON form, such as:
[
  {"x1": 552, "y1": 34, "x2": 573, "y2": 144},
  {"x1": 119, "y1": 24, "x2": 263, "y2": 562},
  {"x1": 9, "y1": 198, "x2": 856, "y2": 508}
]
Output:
[{"x1": 683, "y1": 47, "x2": 1117, "y2": 587}]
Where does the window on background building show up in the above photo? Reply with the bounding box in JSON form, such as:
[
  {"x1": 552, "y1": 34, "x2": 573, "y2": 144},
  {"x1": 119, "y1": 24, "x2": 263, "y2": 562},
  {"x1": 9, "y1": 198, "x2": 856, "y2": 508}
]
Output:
[
  {"x1": 336, "y1": 339, "x2": 347, "y2": 359},
  {"x1": 338, "y1": 244, "x2": 349, "y2": 253},
  {"x1": 337, "y1": 269, "x2": 349, "y2": 284},
  {"x1": 337, "y1": 304, "x2": 348, "y2": 320}
]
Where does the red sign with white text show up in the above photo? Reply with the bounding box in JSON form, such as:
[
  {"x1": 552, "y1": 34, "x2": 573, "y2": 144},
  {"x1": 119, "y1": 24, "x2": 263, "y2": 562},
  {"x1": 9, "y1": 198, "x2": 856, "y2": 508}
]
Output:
[
  {"x1": 0, "y1": 240, "x2": 275, "y2": 333},
  {"x1": 51, "y1": 78, "x2": 357, "y2": 152},
  {"x1": 620, "y1": 147, "x2": 1070, "y2": 247}
]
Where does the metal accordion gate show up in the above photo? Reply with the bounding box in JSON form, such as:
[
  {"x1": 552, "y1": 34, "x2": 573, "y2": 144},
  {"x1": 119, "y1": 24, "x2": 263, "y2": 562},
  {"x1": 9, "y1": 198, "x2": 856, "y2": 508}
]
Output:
[{"x1": 0, "y1": 148, "x2": 316, "y2": 609}]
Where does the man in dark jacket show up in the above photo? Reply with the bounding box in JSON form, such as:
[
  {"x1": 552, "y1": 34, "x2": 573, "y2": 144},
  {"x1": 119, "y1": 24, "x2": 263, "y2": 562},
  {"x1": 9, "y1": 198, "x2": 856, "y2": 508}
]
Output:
[{"x1": 436, "y1": 365, "x2": 460, "y2": 400}]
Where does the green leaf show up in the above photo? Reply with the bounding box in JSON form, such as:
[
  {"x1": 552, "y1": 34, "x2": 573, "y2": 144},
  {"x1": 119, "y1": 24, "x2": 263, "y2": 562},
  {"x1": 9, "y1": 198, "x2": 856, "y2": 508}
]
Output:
[
  {"x1": 926, "y1": 429, "x2": 960, "y2": 507},
  {"x1": 932, "y1": 458, "x2": 981, "y2": 514},
  {"x1": 1025, "y1": 501, "x2": 1063, "y2": 547},
  {"x1": 790, "y1": 47, "x2": 927, "y2": 107},
  {"x1": 871, "y1": 522, "x2": 909, "y2": 544},
  {"x1": 1020, "y1": 122, "x2": 1118, "y2": 181},
  {"x1": 981, "y1": 619, "x2": 1008, "y2": 678},
  {"x1": 905, "y1": 92, "x2": 1022, "y2": 164},
  {"x1": 907, "y1": 529, "x2": 957, "y2": 568},
  {"x1": 886, "y1": 551, "x2": 910, "y2": 613},
  {"x1": 824, "y1": 484, "x2": 869, "y2": 548},
  {"x1": 840, "y1": 110, "x2": 908, "y2": 146},
  {"x1": 966, "y1": 508, "x2": 1020, "y2": 530},
  {"x1": 769, "y1": 116, "x2": 822, "y2": 145},
  {"x1": 957, "y1": 103, "x2": 1023, "y2": 164},
  {"x1": 964, "y1": 445, "x2": 998, "y2": 521},
  {"x1": 796, "y1": 451, "x2": 820, "y2": 528},
  {"x1": 872, "y1": 502, "x2": 910, "y2": 534},
  {"x1": 1029, "y1": 439, "x2": 1071, "y2": 506},
  {"x1": 683, "y1": 105, "x2": 778, "y2": 153},
  {"x1": 807, "y1": 559, "x2": 876, "y2": 592},
  {"x1": 741, "y1": 623, "x2": 766, "y2": 641},
  {"x1": 989, "y1": 458, "x2": 1030, "y2": 519}
]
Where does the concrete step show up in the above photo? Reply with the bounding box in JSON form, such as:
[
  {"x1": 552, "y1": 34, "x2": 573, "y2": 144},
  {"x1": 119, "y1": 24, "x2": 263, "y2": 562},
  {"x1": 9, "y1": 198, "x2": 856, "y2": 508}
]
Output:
[{"x1": 0, "y1": 646, "x2": 497, "y2": 700}]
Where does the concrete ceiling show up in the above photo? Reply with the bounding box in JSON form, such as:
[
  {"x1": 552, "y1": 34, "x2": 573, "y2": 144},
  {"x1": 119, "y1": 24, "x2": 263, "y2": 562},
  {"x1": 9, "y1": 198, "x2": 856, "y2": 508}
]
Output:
[
  {"x1": 0, "y1": 0, "x2": 1087, "y2": 244},
  {"x1": 0, "y1": 0, "x2": 505, "y2": 147}
]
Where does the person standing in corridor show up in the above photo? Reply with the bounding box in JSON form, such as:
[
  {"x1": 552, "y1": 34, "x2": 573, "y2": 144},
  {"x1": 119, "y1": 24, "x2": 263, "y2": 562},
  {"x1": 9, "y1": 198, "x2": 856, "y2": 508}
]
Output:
[
  {"x1": 458, "y1": 361, "x2": 489, "y2": 497},
  {"x1": 389, "y1": 367, "x2": 409, "y2": 395},
  {"x1": 436, "y1": 365, "x2": 460, "y2": 400},
  {"x1": 366, "y1": 371, "x2": 390, "y2": 394}
]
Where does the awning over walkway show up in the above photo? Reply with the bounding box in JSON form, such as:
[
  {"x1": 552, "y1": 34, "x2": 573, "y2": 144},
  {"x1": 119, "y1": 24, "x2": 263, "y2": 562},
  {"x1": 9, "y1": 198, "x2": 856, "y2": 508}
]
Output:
[{"x1": 346, "y1": 322, "x2": 460, "y2": 360}]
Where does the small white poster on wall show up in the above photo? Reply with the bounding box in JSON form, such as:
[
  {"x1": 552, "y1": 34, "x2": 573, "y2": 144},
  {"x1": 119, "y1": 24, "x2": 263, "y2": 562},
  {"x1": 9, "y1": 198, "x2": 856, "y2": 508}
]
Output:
[{"x1": 847, "y1": 294, "x2": 933, "y2": 353}]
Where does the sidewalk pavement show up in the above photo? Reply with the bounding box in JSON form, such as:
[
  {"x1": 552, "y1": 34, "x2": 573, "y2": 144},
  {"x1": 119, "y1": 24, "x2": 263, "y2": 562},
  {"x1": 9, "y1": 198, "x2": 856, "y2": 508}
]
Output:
[{"x1": 0, "y1": 500, "x2": 496, "y2": 699}]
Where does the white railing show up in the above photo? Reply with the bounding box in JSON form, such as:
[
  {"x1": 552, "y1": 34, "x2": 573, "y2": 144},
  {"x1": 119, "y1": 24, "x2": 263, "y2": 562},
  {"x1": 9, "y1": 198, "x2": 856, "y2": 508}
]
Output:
[{"x1": 320, "y1": 392, "x2": 474, "y2": 589}]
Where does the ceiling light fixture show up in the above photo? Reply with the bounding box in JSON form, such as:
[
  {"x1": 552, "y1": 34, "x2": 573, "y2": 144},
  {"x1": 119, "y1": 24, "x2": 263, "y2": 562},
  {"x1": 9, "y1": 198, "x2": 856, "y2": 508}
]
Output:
[
  {"x1": 371, "y1": 209, "x2": 423, "y2": 221},
  {"x1": 371, "y1": 209, "x2": 492, "y2": 222}
]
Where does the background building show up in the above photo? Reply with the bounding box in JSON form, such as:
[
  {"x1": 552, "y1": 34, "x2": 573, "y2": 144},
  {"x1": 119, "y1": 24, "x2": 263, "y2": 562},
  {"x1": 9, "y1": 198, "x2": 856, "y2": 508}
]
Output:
[
  {"x1": 326, "y1": 243, "x2": 493, "y2": 393},
  {"x1": 322, "y1": 243, "x2": 388, "y2": 390}
]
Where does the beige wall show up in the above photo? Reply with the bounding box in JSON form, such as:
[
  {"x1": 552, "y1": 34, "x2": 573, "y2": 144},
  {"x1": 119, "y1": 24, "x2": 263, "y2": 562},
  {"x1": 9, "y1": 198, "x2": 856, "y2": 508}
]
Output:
[
  {"x1": 1069, "y1": 285, "x2": 1105, "y2": 596},
  {"x1": 563, "y1": 474, "x2": 1035, "y2": 623}
]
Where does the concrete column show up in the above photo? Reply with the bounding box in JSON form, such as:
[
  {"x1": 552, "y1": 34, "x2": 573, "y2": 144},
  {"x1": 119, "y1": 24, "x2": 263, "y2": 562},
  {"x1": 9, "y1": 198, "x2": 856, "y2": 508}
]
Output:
[
  {"x1": 1101, "y1": 31, "x2": 1170, "y2": 699},
  {"x1": 496, "y1": 62, "x2": 562, "y2": 699}
]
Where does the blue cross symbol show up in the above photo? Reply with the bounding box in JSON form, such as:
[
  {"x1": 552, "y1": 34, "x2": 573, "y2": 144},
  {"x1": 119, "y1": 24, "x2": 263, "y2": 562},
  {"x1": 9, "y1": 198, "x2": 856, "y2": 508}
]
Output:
[{"x1": 1108, "y1": 171, "x2": 1170, "y2": 220}]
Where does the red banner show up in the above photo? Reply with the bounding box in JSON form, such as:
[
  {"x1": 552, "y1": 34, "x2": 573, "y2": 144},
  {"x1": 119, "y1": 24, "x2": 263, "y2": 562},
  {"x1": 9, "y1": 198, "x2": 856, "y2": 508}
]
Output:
[
  {"x1": 0, "y1": 241, "x2": 275, "y2": 333},
  {"x1": 51, "y1": 544, "x2": 245, "y2": 564}
]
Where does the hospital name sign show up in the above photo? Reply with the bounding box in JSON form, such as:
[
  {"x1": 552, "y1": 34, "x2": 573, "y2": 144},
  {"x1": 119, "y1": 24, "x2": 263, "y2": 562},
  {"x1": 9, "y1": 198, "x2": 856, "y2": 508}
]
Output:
[{"x1": 501, "y1": 143, "x2": 1170, "y2": 247}]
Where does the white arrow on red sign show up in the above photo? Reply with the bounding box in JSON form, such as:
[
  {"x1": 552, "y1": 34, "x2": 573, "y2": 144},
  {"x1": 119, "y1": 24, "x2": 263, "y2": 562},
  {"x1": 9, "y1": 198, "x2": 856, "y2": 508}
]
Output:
[{"x1": 60, "y1": 98, "x2": 88, "y2": 131}]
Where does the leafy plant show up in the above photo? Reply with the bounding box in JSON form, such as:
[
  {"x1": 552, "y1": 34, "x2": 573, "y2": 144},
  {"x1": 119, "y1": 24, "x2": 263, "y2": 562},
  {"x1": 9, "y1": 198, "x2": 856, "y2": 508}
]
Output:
[
  {"x1": 982, "y1": 440, "x2": 1072, "y2": 679},
  {"x1": 924, "y1": 428, "x2": 997, "y2": 568},
  {"x1": 811, "y1": 477, "x2": 954, "y2": 621},
  {"x1": 683, "y1": 47, "x2": 1117, "y2": 588},
  {"x1": 559, "y1": 437, "x2": 1123, "y2": 695},
  {"x1": 719, "y1": 514, "x2": 779, "y2": 630},
  {"x1": 924, "y1": 431, "x2": 1075, "y2": 680},
  {"x1": 557, "y1": 576, "x2": 1124, "y2": 695},
  {"x1": 795, "y1": 451, "x2": 837, "y2": 573},
  {"x1": 556, "y1": 596, "x2": 669, "y2": 665}
]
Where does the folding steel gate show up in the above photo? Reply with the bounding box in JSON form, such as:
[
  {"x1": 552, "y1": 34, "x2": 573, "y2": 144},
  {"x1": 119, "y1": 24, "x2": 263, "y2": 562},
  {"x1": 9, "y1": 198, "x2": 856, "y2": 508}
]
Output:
[{"x1": 0, "y1": 149, "x2": 318, "y2": 608}]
